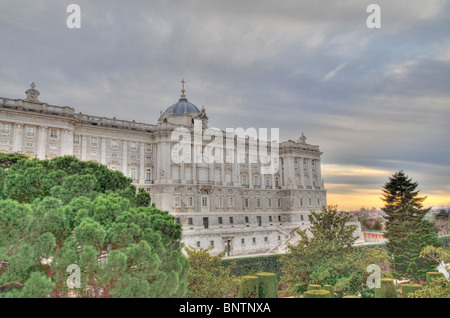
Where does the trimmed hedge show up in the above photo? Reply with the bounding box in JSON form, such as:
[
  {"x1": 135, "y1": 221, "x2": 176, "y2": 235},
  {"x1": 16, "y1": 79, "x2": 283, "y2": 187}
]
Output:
[
  {"x1": 342, "y1": 295, "x2": 360, "y2": 298},
  {"x1": 239, "y1": 275, "x2": 259, "y2": 298},
  {"x1": 307, "y1": 284, "x2": 322, "y2": 291},
  {"x1": 303, "y1": 290, "x2": 332, "y2": 298},
  {"x1": 426, "y1": 272, "x2": 444, "y2": 285},
  {"x1": 402, "y1": 283, "x2": 423, "y2": 298},
  {"x1": 323, "y1": 285, "x2": 335, "y2": 298},
  {"x1": 222, "y1": 254, "x2": 283, "y2": 278},
  {"x1": 375, "y1": 278, "x2": 398, "y2": 298},
  {"x1": 438, "y1": 235, "x2": 450, "y2": 248},
  {"x1": 256, "y1": 272, "x2": 278, "y2": 298}
]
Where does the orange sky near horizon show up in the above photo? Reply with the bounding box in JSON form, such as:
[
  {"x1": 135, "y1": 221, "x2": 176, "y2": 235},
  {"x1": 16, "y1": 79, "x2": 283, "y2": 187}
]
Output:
[{"x1": 321, "y1": 164, "x2": 450, "y2": 211}]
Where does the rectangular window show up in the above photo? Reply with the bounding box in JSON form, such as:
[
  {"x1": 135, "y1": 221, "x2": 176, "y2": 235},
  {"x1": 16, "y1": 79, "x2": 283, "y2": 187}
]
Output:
[
  {"x1": 268, "y1": 199, "x2": 272, "y2": 208},
  {"x1": 188, "y1": 196, "x2": 193, "y2": 207},
  {"x1": 188, "y1": 218, "x2": 193, "y2": 225},
  {"x1": 300, "y1": 199, "x2": 303, "y2": 207},
  {"x1": 301, "y1": 215, "x2": 304, "y2": 221},
  {"x1": 242, "y1": 177, "x2": 247, "y2": 186},
  {"x1": 50, "y1": 129, "x2": 58, "y2": 138},
  {"x1": 217, "y1": 197, "x2": 223, "y2": 207},
  {"x1": 146, "y1": 144, "x2": 152, "y2": 152},
  {"x1": 203, "y1": 217, "x2": 209, "y2": 229},
  {"x1": 252, "y1": 238, "x2": 256, "y2": 243},
  {"x1": 229, "y1": 197, "x2": 233, "y2": 207},
  {"x1": 196, "y1": 241, "x2": 200, "y2": 248},
  {"x1": 210, "y1": 240, "x2": 214, "y2": 247},
  {"x1": 175, "y1": 196, "x2": 180, "y2": 207},
  {"x1": 202, "y1": 197, "x2": 208, "y2": 207},
  {"x1": 218, "y1": 217, "x2": 223, "y2": 224},
  {"x1": 257, "y1": 199, "x2": 261, "y2": 208},
  {"x1": 175, "y1": 218, "x2": 180, "y2": 224},
  {"x1": 241, "y1": 238, "x2": 245, "y2": 244},
  {"x1": 309, "y1": 199, "x2": 312, "y2": 207},
  {"x1": 130, "y1": 141, "x2": 137, "y2": 151},
  {"x1": 130, "y1": 167, "x2": 136, "y2": 181},
  {"x1": 91, "y1": 137, "x2": 98, "y2": 147},
  {"x1": 244, "y1": 198, "x2": 249, "y2": 208},
  {"x1": 277, "y1": 199, "x2": 281, "y2": 208},
  {"x1": 317, "y1": 198, "x2": 320, "y2": 206},
  {"x1": 111, "y1": 139, "x2": 118, "y2": 149},
  {"x1": 245, "y1": 216, "x2": 249, "y2": 223},
  {"x1": 229, "y1": 217, "x2": 234, "y2": 224},
  {"x1": 145, "y1": 169, "x2": 151, "y2": 181},
  {"x1": 269, "y1": 216, "x2": 273, "y2": 222},
  {"x1": 1, "y1": 123, "x2": 10, "y2": 134},
  {"x1": 26, "y1": 126, "x2": 35, "y2": 137},
  {"x1": 278, "y1": 215, "x2": 281, "y2": 222},
  {"x1": 73, "y1": 135, "x2": 80, "y2": 144},
  {"x1": 257, "y1": 216, "x2": 262, "y2": 226}
]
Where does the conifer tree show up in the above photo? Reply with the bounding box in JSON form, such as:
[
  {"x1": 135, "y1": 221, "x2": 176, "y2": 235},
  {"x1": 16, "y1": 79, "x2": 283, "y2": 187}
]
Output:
[{"x1": 381, "y1": 170, "x2": 439, "y2": 280}]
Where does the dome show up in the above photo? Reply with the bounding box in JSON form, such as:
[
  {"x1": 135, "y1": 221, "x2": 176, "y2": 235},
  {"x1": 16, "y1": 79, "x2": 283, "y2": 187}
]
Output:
[{"x1": 164, "y1": 96, "x2": 200, "y2": 116}]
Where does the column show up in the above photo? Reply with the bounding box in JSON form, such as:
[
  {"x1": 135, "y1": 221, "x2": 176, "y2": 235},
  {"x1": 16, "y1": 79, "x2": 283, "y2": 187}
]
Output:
[
  {"x1": 65, "y1": 130, "x2": 74, "y2": 156},
  {"x1": 248, "y1": 157, "x2": 253, "y2": 188},
  {"x1": 81, "y1": 136, "x2": 87, "y2": 161},
  {"x1": 37, "y1": 126, "x2": 47, "y2": 159},
  {"x1": 283, "y1": 158, "x2": 289, "y2": 187},
  {"x1": 12, "y1": 124, "x2": 23, "y2": 153},
  {"x1": 181, "y1": 161, "x2": 185, "y2": 184},
  {"x1": 288, "y1": 157, "x2": 295, "y2": 187},
  {"x1": 317, "y1": 159, "x2": 322, "y2": 188},
  {"x1": 101, "y1": 138, "x2": 107, "y2": 165},
  {"x1": 308, "y1": 158, "x2": 313, "y2": 187},
  {"x1": 165, "y1": 142, "x2": 171, "y2": 181},
  {"x1": 139, "y1": 142, "x2": 145, "y2": 184},
  {"x1": 154, "y1": 143, "x2": 159, "y2": 182},
  {"x1": 300, "y1": 157, "x2": 305, "y2": 188},
  {"x1": 122, "y1": 140, "x2": 128, "y2": 176}
]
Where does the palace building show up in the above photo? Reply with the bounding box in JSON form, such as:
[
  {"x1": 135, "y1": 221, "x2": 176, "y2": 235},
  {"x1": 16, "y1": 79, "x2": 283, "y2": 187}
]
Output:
[{"x1": 0, "y1": 82, "x2": 361, "y2": 256}]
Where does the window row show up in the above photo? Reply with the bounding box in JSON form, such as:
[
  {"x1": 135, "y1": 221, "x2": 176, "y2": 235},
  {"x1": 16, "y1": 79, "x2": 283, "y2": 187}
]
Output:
[{"x1": 177, "y1": 215, "x2": 283, "y2": 228}]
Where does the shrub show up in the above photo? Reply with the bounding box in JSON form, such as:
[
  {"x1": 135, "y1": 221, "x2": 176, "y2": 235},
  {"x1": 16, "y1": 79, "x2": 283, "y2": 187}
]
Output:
[
  {"x1": 374, "y1": 278, "x2": 398, "y2": 298},
  {"x1": 307, "y1": 284, "x2": 322, "y2": 291},
  {"x1": 426, "y1": 272, "x2": 444, "y2": 285},
  {"x1": 323, "y1": 285, "x2": 334, "y2": 298},
  {"x1": 222, "y1": 254, "x2": 283, "y2": 278},
  {"x1": 256, "y1": 272, "x2": 278, "y2": 298},
  {"x1": 438, "y1": 235, "x2": 450, "y2": 248},
  {"x1": 239, "y1": 276, "x2": 259, "y2": 298},
  {"x1": 401, "y1": 283, "x2": 423, "y2": 298},
  {"x1": 303, "y1": 290, "x2": 332, "y2": 298}
]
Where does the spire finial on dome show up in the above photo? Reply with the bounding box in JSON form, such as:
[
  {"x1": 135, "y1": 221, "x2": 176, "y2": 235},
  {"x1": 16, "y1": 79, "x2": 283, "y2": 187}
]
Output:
[
  {"x1": 180, "y1": 79, "x2": 187, "y2": 99},
  {"x1": 181, "y1": 79, "x2": 186, "y2": 94}
]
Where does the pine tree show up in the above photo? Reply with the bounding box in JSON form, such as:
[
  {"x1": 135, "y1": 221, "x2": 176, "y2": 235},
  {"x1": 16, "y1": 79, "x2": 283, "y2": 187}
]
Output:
[{"x1": 381, "y1": 170, "x2": 439, "y2": 280}]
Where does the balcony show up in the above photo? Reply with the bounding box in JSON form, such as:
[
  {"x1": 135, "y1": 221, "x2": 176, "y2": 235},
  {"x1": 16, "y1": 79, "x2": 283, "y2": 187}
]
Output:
[
  {"x1": 145, "y1": 180, "x2": 154, "y2": 184},
  {"x1": 198, "y1": 181, "x2": 214, "y2": 185},
  {"x1": 242, "y1": 184, "x2": 249, "y2": 188},
  {"x1": 254, "y1": 185, "x2": 261, "y2": 189}
]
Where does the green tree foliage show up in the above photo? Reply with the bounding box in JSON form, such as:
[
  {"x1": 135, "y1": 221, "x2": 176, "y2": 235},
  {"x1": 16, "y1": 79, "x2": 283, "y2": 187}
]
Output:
[
  {"x1": 381, "y1": 171, "x2": 440, "y2": 280},
  {"x1": 281, "y1": 204, "x2": 391, "y2": 298},
  {"x1": 0, "y1": 153, "x2": 28, "y2": 170},
  {"x1": 185, "y1": 246, "x2": 241, "y2": 298},
  {"x1": 0, "y1": 156, "x2": 188, "y2": 298}
]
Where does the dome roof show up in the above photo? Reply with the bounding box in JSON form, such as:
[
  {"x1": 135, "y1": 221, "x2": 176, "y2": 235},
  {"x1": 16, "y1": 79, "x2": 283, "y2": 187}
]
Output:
[{"x1": 164, "y1": 96, "x2": 200, "y2": 116}]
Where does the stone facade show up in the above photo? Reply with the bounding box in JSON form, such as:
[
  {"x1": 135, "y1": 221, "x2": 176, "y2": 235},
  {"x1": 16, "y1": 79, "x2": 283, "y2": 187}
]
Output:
[{"x1": 0, "y1": 83, "x2": 359, "y2": 257}]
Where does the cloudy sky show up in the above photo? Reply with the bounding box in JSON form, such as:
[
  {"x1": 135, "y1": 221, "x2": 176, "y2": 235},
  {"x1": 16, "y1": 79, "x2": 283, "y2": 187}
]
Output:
[{"x1": 1, "y1": 0, "x2": 449, "y2": 210}]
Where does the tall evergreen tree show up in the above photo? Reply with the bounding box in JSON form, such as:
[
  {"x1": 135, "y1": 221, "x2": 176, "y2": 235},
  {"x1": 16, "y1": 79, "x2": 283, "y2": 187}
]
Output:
[{"x1": 381, "y1": 170, "x2": 439, "y2": 280}]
